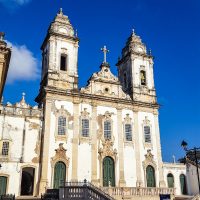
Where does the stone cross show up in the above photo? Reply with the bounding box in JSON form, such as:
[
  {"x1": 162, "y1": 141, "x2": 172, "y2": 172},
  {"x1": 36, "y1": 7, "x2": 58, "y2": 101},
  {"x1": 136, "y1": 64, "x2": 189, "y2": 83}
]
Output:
[{"x1": 101, "y1": 45, "x2": 109, "y2": 63}]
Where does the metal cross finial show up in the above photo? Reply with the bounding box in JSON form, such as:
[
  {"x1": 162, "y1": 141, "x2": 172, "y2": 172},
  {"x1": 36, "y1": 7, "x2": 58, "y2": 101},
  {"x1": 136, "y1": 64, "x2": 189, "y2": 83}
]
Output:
[
  {"x1": 132, "y1": 28, "x2": 135, "y2": 33},
  {"x1": 101, "y1": 45, "x2": 109, "y2": 63}
]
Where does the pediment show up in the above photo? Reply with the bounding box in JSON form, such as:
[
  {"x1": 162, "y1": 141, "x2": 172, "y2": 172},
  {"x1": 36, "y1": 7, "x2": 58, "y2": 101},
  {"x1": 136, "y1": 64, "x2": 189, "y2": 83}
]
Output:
[{"x1": 80, "y1": 64, "x2": 131, "y2": 100}]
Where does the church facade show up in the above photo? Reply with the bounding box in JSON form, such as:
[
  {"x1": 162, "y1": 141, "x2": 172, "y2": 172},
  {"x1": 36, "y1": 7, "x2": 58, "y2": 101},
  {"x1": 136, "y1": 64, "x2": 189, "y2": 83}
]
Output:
[{"x1": 0, "y1": 9, "x2": 192, "y2": 199}]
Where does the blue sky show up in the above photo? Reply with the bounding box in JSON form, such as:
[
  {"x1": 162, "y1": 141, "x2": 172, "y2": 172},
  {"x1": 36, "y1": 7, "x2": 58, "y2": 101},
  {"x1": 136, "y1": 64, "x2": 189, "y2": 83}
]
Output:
[{"x1": 0, "y1": 0, "x2": 200, "y2": 162}]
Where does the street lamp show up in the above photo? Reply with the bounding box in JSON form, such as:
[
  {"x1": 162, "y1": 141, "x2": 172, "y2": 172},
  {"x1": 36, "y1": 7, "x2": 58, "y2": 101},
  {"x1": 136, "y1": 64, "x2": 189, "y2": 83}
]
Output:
[{"x1": 181, "y1": 140, "x2": 200, "y2": 194}]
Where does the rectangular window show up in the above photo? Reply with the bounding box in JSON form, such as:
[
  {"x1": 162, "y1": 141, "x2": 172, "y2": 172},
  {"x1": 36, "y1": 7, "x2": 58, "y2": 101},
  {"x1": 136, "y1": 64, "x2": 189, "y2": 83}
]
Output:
[
  {"x1": 82, "y1": 119, "x2": 89, "y2": 137},
  {"x1": 104, "y1": 121, "x2": 111, "y2": 140},
  {"x1": 58, "y1": 116, "x2": 66, "y2": 135},
  {"x1": 2, "y1": 142, "x2": 9, "y2": 156},
  {"x1": 144, "y1": 126, "x2": 151, "y2": 143},
  {"x1": 60, "y1": 55, "x2": 67, "y2": 71},
  {"x1": 125, "y1": 124, "x2": 132, "y2": 141}
]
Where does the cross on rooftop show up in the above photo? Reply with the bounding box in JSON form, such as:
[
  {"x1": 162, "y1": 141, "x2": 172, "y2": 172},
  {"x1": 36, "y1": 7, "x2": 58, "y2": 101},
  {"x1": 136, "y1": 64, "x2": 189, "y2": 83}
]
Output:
[{"x1": 101, "y1": 45, "x2": 109, "y2": 63}]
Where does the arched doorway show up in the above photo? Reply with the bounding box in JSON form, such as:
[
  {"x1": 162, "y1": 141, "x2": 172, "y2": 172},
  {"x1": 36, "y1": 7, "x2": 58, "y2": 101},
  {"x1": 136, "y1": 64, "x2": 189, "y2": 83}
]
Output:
[
  {"x1": 180, "y1": 174, "x2": 187, "y2": 195},
  {"x1": 21, "y1": 167, "x2": 35, "y2": 195},
  {"x1": 103, "y1": 156, "x2": 115, "y2": 187},
  {"x1": 146, "y1": 165, "x2": 156, "y2": 187},
  {"x1": 53, "y1": 161, "x2": 66, "y2": 189},
  {"x1": 167, "y1": 173, "x2": 174, "y2": 188},
  {"x1": 0, "y1": 176, "x2": 7, "y2": 195}
]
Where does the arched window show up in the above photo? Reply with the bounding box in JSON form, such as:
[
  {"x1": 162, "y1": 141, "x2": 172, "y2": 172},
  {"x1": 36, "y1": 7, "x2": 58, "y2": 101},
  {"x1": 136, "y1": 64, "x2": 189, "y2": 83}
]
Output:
[
  {"x1": 180, "y1": 174, "x2": 187, "y2": 195},
  {"x1": 58, "y1": 116, "x2": 66, "y2": 135},
  {"x1": 60, "y1": 54, "x2": 68, "y2": 71},
  {"x1": 146, "y1": 165, "x2": 156, "y2": 187},
  {"x1": 144, "y1": 126, "x2": 151, "y2": 143},
  {"x1": 82, "y1": 119, "x2": 89, "y2": 137},
  {"x1": 2, "y1": 141, "x2": 9, "y2": 156},
  {"x1": 167, "y1": 173, "x2": 174, "y2": 188},
  {"x1": 104, "y1": 120, "x2": 111, "y2": 140},
  {"x1": 125, "y1": 124, "x2": 132, "y2": 141},
  {"x1": 140, "y1": 70, "x2": 146, "y2": 86}
]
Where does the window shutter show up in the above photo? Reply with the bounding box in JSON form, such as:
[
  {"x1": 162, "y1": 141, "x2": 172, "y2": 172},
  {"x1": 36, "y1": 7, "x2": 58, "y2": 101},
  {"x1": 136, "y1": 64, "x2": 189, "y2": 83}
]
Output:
[{"x1": 82, "y1": 119, "x2": 89, "y2": 137}]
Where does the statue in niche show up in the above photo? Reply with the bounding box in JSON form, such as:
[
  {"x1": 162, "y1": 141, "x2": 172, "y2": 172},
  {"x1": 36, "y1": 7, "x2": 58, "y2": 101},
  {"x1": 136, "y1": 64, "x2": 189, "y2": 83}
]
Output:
[{"x1": 140, "y1": 70, "x2": 146, "y2": 86}]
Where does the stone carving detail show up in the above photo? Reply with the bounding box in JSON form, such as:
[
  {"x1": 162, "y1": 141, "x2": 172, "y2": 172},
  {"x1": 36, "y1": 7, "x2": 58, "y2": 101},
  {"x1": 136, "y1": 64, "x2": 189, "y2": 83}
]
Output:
[
  {"x1": 98, "y1": 140, "x2": 117, "y2": 161},
  {"x1": 143, "y1": 149, "x2": 157, "y2": 169},
  {"x1": 51, "y1": 143, "x2": 70, "y2": 167}
]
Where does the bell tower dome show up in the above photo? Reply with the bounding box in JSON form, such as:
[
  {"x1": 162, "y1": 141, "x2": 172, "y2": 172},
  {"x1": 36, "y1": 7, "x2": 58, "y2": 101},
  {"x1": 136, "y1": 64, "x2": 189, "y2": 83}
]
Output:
[
  {"x1": 116, "y1": 30, "x2": 157, "y2": 104},
  {"x1": 36, "y1": 8, "x2": 79, "y2": 103}
]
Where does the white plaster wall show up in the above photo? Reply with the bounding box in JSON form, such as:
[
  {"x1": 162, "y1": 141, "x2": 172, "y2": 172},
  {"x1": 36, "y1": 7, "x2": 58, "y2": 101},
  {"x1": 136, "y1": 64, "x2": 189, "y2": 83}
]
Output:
[
  {"x1": 163, "y1": 163, "x2": 186, "y2": 195},
  {"x1": 0, "y1": 114, "x2": 40, "y2": 196},
  {"x1": 55, "y1": 38, "x2": 78, "y2": 75},
  {"x1": 78, "y1": 143, "x2": 91, "y2": 181},
  {"x1": 124, "y1": 146, "x2": 136, "y2": 186},
  {"x1": 186, "y1": 164, "x2": 200, "y2": 195},
  {"x1": 131, "y1": 57, "x2": 153, "y2": 89}
]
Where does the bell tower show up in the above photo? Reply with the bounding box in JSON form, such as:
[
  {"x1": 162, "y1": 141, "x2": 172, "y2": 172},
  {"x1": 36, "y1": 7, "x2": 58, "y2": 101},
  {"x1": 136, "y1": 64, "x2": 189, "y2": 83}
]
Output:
[
  {"x1": 38, "y1": 8, "x2": 79, "y2": 101},
  {"x1": 116, "y1": 30, "x2": 156, "y2": 104}
]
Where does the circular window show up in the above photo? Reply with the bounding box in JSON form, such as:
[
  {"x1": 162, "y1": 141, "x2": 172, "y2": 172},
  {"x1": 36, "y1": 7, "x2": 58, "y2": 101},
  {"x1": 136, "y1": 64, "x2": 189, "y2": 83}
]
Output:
[
  {"x1": 104, "y1": 69, "x2": 108, "y2": 72},
  {"x1": 105, "y1": 88, "x2": 109, "y2": 92}
]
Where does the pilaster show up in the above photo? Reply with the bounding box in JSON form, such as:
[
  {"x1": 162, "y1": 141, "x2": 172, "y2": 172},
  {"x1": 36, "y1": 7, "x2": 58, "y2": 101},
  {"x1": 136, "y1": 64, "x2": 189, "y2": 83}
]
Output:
[
  {"x1": 154, "y1": 112, "x2": 166, "y2": 187},
  {"x1": 117, "y1": 107, "x2": 126, "y2": 186},
  {"x1": 39, "y1": 99, "x2": 52, "y2": 194},
  {"x1": 133, "y1": 110, "x2": 143, "y2": 187},
  {"x1": 91, "y1": 105, "x2": 98, "y2": 185},
  {"x1": 71, "y1": 102, "x2": 79, "y2": 181}
]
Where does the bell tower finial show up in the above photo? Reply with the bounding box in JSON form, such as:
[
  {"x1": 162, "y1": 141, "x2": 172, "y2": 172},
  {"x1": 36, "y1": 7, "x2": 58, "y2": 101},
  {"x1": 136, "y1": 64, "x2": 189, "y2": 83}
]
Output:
[{"x1": 59, "y1": 8, "x2": 63, "y2": 15}]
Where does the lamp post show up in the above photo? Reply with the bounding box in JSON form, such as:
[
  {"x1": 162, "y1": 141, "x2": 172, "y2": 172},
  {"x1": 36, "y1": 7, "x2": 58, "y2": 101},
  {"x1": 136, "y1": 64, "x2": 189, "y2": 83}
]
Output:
[{"x1": 181, "y1": 140, "x2": 200, "y2": 194}]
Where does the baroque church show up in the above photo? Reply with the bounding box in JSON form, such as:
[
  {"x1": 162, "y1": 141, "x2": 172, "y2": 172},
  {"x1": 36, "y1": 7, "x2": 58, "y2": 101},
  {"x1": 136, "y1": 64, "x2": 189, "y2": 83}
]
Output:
[{"x1": 0, "y1": 9, "x2": 197, "y2": 200}]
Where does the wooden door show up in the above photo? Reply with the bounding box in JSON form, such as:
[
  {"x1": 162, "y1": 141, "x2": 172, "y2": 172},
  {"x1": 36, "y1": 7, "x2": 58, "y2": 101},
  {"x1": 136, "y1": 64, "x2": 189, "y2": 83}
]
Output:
[
  {"x1": 103, "y1": 157, "x2": 115, "y2": 187},
  {"x1": 0, "y1": 176, "x2": 7, "y2": 195},
  {"x1": 53, "y1": 161, "x2": 66, "y2": 189}
]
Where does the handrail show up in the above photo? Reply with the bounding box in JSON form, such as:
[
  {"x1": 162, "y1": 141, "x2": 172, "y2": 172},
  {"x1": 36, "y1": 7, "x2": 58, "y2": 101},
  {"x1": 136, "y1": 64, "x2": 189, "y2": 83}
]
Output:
[{"x1": 62, "y1": 181, "x2": 115, "y2": 200}]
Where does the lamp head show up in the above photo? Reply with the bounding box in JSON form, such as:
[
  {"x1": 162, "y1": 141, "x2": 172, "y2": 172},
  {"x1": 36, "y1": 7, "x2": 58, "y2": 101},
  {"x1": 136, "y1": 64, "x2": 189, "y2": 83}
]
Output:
[{"x1": 181, "y1": 140, "x2": 188, "y2": 150}]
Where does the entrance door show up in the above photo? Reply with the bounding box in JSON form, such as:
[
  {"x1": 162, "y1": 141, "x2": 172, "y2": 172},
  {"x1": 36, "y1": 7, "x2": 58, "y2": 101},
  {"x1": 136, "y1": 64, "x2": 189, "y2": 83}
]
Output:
[
  {"x1": 21, "y1": 167, "x2": 35, "y2": 195},
  {"x1": 103, "y1": 156, "x2": 115, "y2": 187},
  {"x1": 146, "y1": 165, "x2": 156, "y2": 187},
  {"x1": 0, "y1": 176, "x2": 7, "y2": 195},
  {"x1": 53, "y1": 161, "x2": 66, "y2": 189}
]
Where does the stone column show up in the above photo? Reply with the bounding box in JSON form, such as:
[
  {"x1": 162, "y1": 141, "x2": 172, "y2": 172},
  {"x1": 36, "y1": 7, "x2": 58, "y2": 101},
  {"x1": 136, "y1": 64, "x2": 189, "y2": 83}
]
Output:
[
  {"x1": 117, "y1": 107, "x2": 126, "y2": 186},
  {"x1": 39, "y1": 99, "x2": 52, "y2": 194},
  {"x1": 134, "y1": 110, "x2": 143, "y2": 187},
  {"x1": 91, "y1": 104, "x2": 98, "y2": 185},
  {"x1": 71, "y1": 102, "x2": 79, "y2": 181},
  {"x1": 154, "y1": 111, "x2": 166, "y2": 187}
]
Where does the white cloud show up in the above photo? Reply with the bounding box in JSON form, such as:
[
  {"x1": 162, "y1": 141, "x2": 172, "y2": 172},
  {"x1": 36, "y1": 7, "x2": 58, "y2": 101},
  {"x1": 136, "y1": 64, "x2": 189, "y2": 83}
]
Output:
[
  {"x1": 0, "y1": 0, "x2": 31, "y2": 10},
  {"x1": 6, "y1": 41, "x2": 40, "y2": 84}
]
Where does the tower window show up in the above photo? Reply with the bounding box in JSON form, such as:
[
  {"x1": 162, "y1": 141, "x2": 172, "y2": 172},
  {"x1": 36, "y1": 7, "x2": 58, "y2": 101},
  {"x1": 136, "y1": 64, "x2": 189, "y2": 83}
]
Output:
[
  {"x1": 60, "y1": 54, "x2": 67, "y2": 71},
  {"x1": 2, "y1": 141, "x2": 9, "y2": 156},
  {"x1": 140, "y1": 70, "x2": 146, "y2": 86}
]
